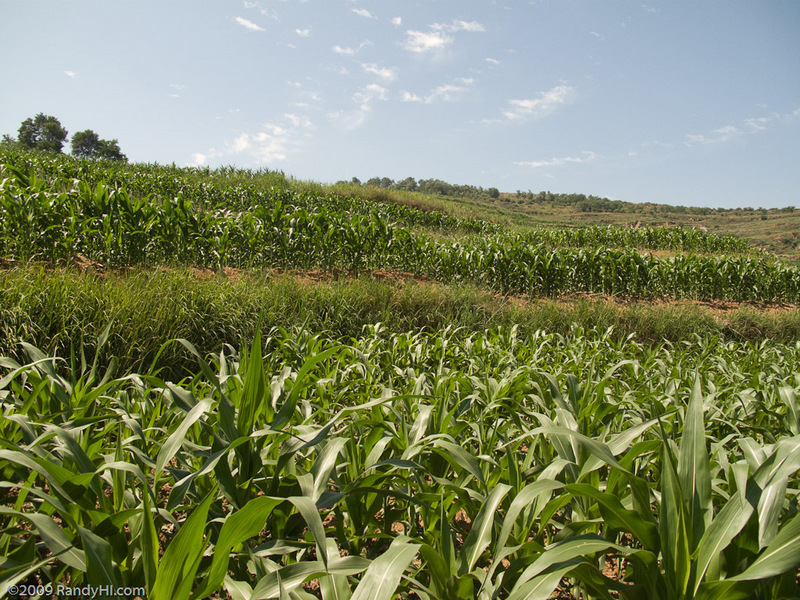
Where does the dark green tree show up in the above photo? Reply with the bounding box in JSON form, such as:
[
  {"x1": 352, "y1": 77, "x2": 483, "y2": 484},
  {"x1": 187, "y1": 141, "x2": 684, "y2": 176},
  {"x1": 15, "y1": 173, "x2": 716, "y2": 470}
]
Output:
[
  {"x1": 71, "y1": 129, "x2": 101, "y2": 158},
  {"x1": 98, "y1": 138, "x2": 126, "y2": 161},
  {"x1": 72, "y1": 129, "x2": 127, "y2": 161},
  {"x1": 18, "y1": 113, "x2": 68, "y2": 153},
  {"x1": 396, "y1": 177, "x2": 417, "y2": 191}
]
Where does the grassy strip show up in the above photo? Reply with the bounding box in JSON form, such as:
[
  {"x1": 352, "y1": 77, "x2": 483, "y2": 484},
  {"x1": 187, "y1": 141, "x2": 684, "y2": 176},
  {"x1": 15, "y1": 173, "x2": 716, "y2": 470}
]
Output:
[{"x1": 1, "y1": 266, "x2": 799, "y2": 377}]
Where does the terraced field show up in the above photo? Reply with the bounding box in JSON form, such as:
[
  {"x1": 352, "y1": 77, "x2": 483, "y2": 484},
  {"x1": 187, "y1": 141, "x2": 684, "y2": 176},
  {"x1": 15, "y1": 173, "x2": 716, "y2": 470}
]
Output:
[{"x1": 1, "y1": 148, "x2": 799, "y2": 599}]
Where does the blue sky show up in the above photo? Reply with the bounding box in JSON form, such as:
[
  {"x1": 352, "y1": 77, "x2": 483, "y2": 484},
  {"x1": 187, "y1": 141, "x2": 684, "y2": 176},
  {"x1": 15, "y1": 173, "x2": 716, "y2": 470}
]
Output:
[{"x1": 2, "y1": 1, "x2": 799, "y2": 208}]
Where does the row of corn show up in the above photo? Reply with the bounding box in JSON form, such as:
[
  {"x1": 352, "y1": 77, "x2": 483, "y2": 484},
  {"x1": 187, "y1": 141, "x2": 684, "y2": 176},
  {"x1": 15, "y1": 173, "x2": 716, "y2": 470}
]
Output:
[{"x1": 2, "y1": 157, "x2": 798, "y2": 302}]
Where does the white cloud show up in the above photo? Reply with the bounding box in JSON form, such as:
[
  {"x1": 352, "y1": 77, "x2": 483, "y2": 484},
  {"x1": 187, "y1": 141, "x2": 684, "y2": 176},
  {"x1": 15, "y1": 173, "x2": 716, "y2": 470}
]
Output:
[
  {"x1": 426, "y1": 83, "x2": 468, "y2": 103},
  {"x1": 744, "y1": 118, "x2": 767, "y2": 132},
  {"x1": 361, "y1": 63, "x2": 398, "y2": 82},
  {"x1": 432, "y1": 20, "x2": 485, "y2": 33},
  {"x1": 485, "y1": 58, "x2": 501, "y2": 65},
  {"x1": 295, "y1": 28, "x2": 311, "y2": 37},
  {"x1": 284, "y1": 113, "x2": 313, "y2": 128},
  {"x1": 333, "y1": 45, "x2": 356, "y2": 56},
  {"x1": 402, "y1": 91, "x2": 423, "y2": 103},
  {"x1": 713, "y1": 125, "x2": 738, "y2": 140},
  {"x1": 353, "y1": 83, "x2": 387, "y2": 105},
  {"x1": 64, "y1": 70, "x2": 76, "y2": 78},
  {"x1": 403, "y1": 30, "x2": 453, "y2": 53},
  {"x1": 235, "y1": 16, "x2": 265, "y2": 31},
  {"x1": 744, "y1": 115, "x2": 775, "y2": 132},
  {"x1": 401, "y1": 78, "x2": 475, "y2": 104},
  {"x1": 193, "y1": 114, "x2": 313, "y2": 167},
  {"x1": 229, "y1": 120, "x2": 313, "y2": 163},
  {"x1": 403, "y1": 19, "x2": 484, "y2": 55},
  {"x1": 331, "y1": 84, "x2": 387, "y2": 131},
  {"x1": 230, "y1": 133, "x2": 252, "y2": 154},
  {"x1": 243, "y1": 1, "x2": 277, "y2": 18},
  {"x1": 391, "y1": 17, "x2": 402, "y2": 26},
  {"x1": 491, "y1": 85, "x2": 576, "y2": 122},
  {"x1": 352, "y1": 8, "x2": 375, "y2": 19},
  {"x1": 332, "y1": 40, "x2": 371, "y2": 56},
  {"x1": 685, "y1": 124, "x2": 739, "y2": 146},
  {"x1": 683, "y1": 109, "x2": 795, "y2": 148},
  {"x1": 515, "y1": 151, "x2": 598, "y2": 169}
]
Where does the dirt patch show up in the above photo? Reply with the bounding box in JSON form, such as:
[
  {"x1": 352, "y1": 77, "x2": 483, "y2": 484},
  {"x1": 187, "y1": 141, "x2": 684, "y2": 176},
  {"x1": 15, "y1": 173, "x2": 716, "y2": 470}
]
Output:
[{"x1": 505, "y1": 291, "x2": 798, "y2": 315}]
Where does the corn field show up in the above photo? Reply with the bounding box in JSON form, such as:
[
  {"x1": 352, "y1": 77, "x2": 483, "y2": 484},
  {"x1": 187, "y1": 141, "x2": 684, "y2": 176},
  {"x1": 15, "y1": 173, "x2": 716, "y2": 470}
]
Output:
[
  {"x1": 1, "y1": 151, "x2": 798, "y2": 302},
  {"x1": 1, "y1": 326, "x2": 799, "y2": 599}
]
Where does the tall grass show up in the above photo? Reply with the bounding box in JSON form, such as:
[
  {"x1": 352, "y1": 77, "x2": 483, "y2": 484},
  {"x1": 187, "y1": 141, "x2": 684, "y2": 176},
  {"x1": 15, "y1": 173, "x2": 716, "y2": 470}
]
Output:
[{"x1": 2, "y1": 267, "x2": 799, "y2": 378}]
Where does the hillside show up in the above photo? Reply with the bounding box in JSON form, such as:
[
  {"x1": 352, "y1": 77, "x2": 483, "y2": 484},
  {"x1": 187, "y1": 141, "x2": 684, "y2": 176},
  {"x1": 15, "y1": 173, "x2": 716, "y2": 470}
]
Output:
[
  {"x1": 2, "y1": 147, "x2": 800, "y2": 599},
  {"x1": 332, "y1": 179, "x2": 800, "y2": 262}
]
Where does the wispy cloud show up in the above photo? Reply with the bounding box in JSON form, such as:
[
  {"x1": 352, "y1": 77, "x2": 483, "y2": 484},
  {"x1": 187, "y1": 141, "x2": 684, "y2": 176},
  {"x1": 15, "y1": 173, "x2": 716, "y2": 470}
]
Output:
[
  {"x1": 192, "y1": 114, "x2": 313, "y2": 166},
  {"x1": 330, "y1": 84, "x2": 387, "y2": 130},
  {"x1": 391, "y1": 16, "x2": 402, "y2": 26},
  {"x1": 232, "y1": 126, "x2": 292, "y2": 162},
  {"x1": 295, "y1": 28, "x2": 311, "y2": 37},
  {"x1": 744, "y1": 116, "x2": 772, "y2": 131},
  {"x1": 485, "y1": 58, "x2": 501, "y2": 65},
  {"x1": 488, "y1": 85, "x2": 576, "y2": 123},
  {"x1": 685, "y1": 125, "x2": 739, "y2": 146},
  {"x1": 515, "y1": 151, "x2": 598, "y2": 169},
  {"x1": 361, "y1": 63, "x2": 398, "y2": 82},
  {"x1": 402, "y1": 19, "x2": 484, "y2": 54},
  {"x1": 284, "y1": 113, "x2": 313, "y2": 129},
  {"x1": 684, "y1": 111, "x2": 786, "y2": 147},
  {"x1": 332, "y1": 40, "x2": 371, "y2": 56},
  {"x1": 432, "y1": 20, "x2": 485, "y2": 33},
  {"x1": 352, "y1": 8, "x2": 375, "y2": 19},
  {"x1": 64, "y1": 70, "x2": 76, "y2": 78},
  {"x1": 243, "y1": 1, "x2": 277, "y2": 19},
  {"x1": 401, "y1": 78, "x2": 475, "y2": 104},
  {"x1": 235, "y1": 116, "x2": 314, "y2": 163},
  {"x1": 403, "y1": 30, "x2": 452, "y2": 54},
  {"x1": 353, "y1": 83, "x2": 388, "y2": 105},
  {"x1": 235, "y1": 16, "x2": 265, "y2": 31}
]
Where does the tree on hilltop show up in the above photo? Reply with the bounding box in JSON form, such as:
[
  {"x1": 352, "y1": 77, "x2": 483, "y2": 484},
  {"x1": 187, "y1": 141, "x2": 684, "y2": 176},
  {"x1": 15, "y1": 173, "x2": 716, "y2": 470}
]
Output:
[
  {"x1": 18, "y1": 113, "x2": 68, "y2": 153},
  {"x1": 72, "y1": 129, "x2": 127, "y2": 161}
]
